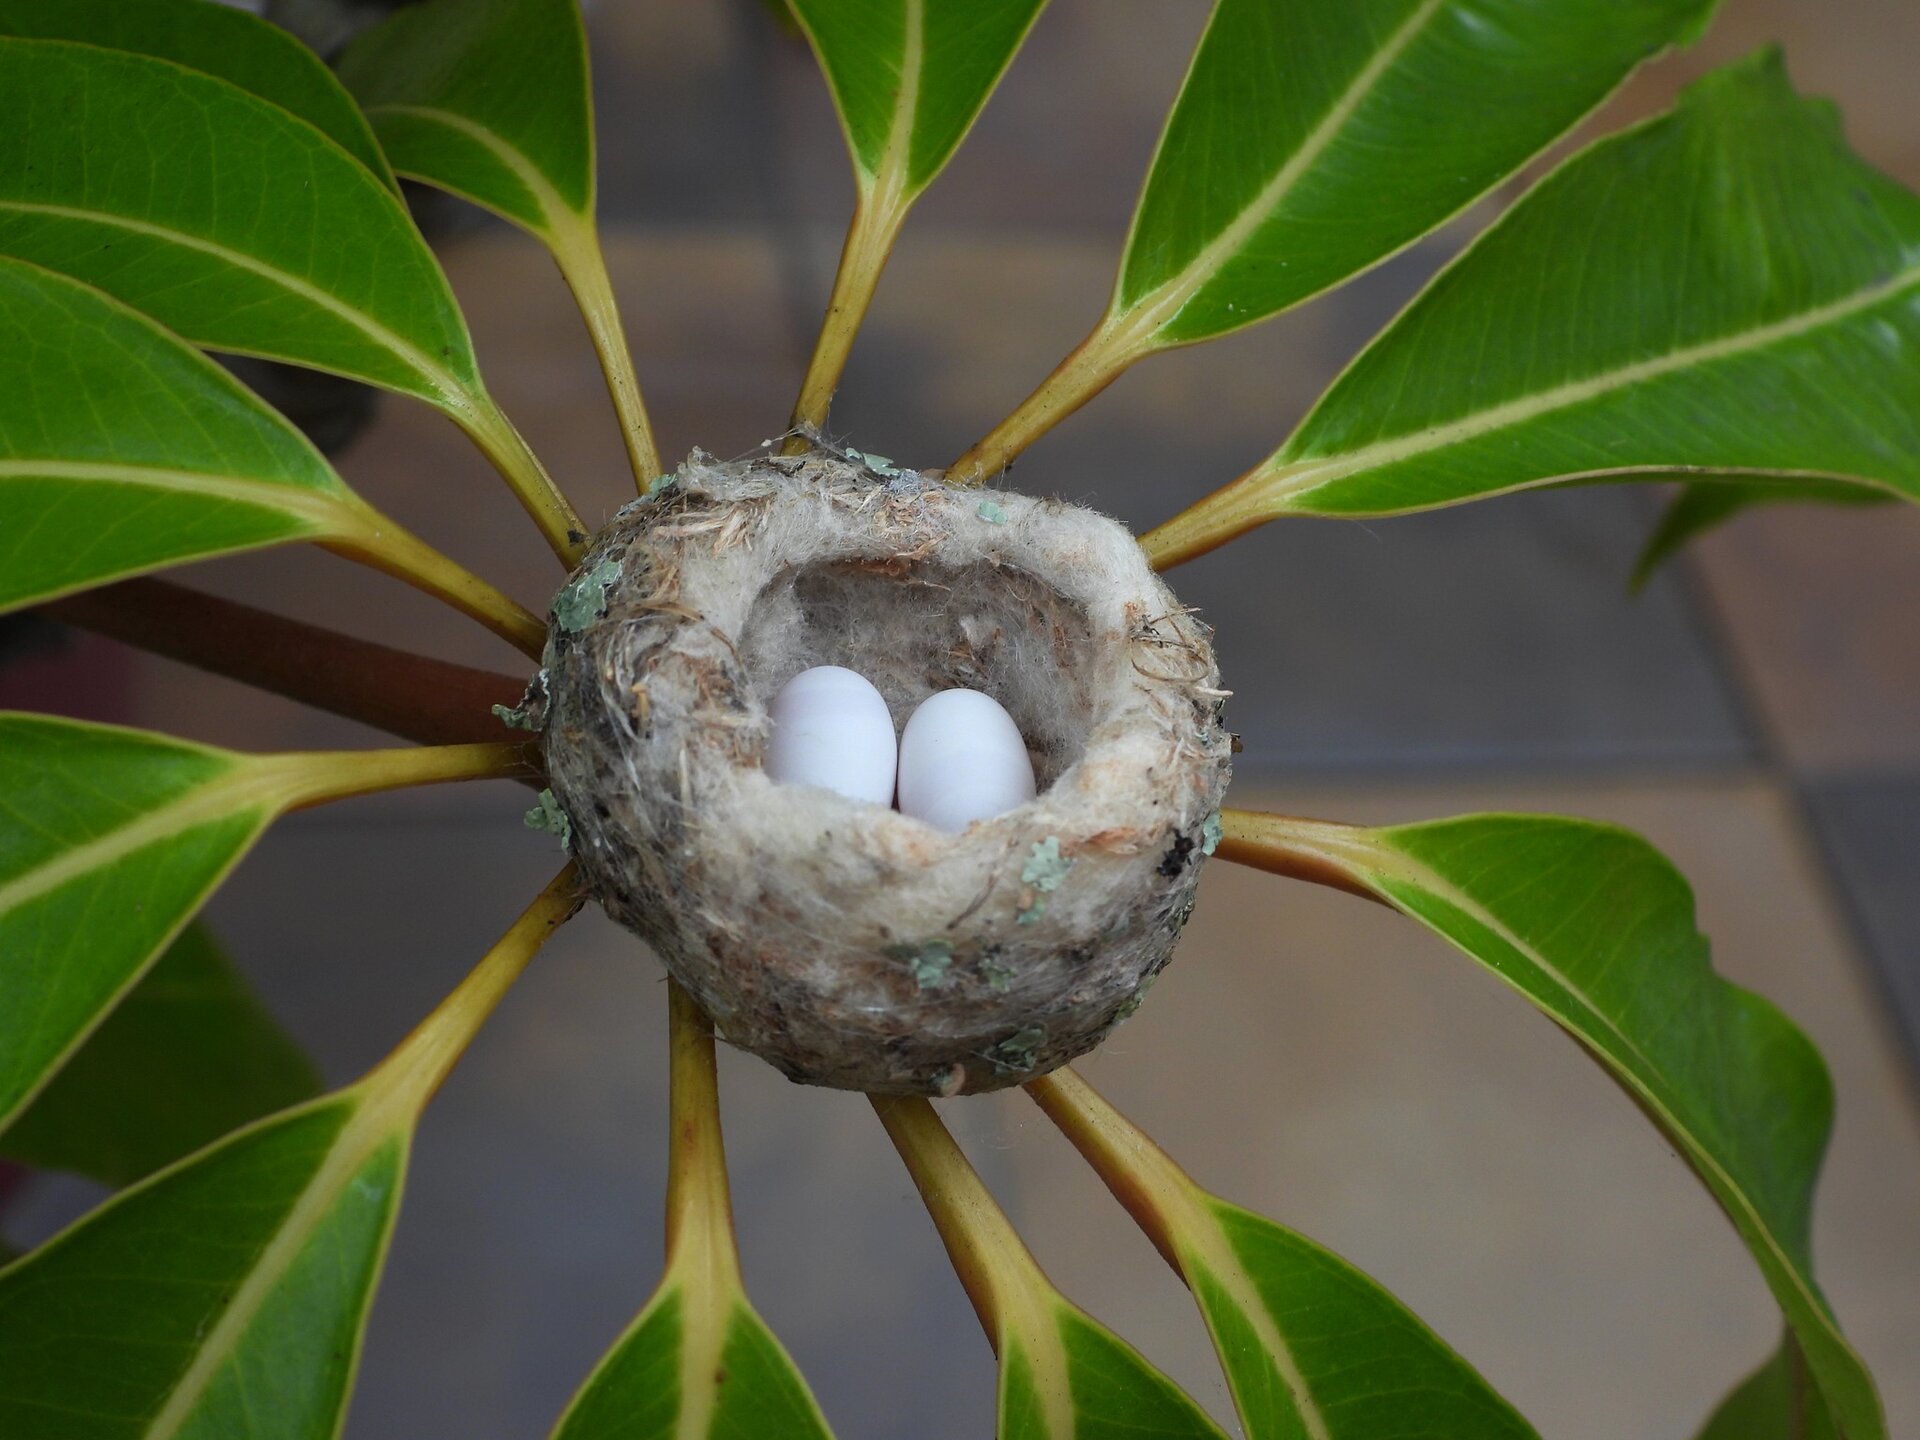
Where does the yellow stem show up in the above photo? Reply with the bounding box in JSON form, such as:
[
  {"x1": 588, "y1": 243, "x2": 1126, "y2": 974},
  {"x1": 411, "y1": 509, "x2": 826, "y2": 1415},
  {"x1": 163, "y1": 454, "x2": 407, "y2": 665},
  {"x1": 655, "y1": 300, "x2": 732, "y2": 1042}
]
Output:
[
  {"x1": 1137, "y1": 465, "x2": 1280, "y2": 571},
  {"x1": 870, "y1": 1096, "x2": 1054, "y2": 1348},
  {"x1": 1024, "y1": 1070, "x2": 1202, "y2": 1271},
  {"x1": 363, "y1": 865, "x2": 583, "y2": 1117},
  {"x1": 1215, "y1": 809, "x2": 1389, "y2": 905},
  {"x1": 785, "y1": 193, "x2": 909, "y2": 449},
  {"x1": 325, "y1": 498, "x2": 546, "y2": 658},
  {"x1": 946, "y1": 317, "x2": 1142, "y2": 484},
  {"x1": 663, "y1": 983, "x2": 743, "y2": 1289},
  {"x1": 456, "y1": 394, "x2": 590, "y2": 567},
  {"x1": 261, "y1": 738, "x2": 539, "y2": 811},
  {"x1": 551, "y1": 214, "x2": 663, "y2": 490}
]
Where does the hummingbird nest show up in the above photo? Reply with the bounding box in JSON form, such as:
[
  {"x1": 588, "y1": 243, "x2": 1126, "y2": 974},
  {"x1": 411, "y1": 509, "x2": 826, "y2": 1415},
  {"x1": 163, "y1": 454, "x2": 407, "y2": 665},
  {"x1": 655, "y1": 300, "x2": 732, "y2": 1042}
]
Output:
[{"x1": 533, "y1": 446, "x2": 1232, "y2": 1095}]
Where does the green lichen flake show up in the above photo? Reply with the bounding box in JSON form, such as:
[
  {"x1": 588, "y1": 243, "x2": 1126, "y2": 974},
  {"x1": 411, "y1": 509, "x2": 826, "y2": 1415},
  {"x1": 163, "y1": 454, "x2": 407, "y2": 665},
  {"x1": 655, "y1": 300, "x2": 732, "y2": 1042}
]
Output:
[
  {"x1": 887, "y1": 938, "x2": 956, "y2": 991},
  {"x1": 986, "y1": 1025, "x2": 1046, "y2": 1074},
  {"x1": 976, "y1": 500, "x2": 1007, "y2": 525},
  {"x1": 1019, "y1": 836, "x2": 1073, "y2": 920},
  {"x1": 1201, "y1": 810, "x2": 1224, "y2": 855},
  {"x1": 523, "y1": 789, "x2": 572, "y2": 850},
  {"x1": 551, "y1": 558, "x2": 621, "y2": 632},
  {"x1": 847, "y1": 446, "x2": 900, "y2": 477},
  {"x1": 1022, "y1": 837, "x2": 1073, "y2": 891}
]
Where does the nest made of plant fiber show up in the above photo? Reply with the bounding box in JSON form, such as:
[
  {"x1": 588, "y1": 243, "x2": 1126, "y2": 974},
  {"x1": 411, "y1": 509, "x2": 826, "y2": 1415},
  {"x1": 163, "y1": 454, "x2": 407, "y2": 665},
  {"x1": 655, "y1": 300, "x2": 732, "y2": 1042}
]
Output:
[{"x1": 535, "y1": 445, "x2": 1232, "y2": 1095}]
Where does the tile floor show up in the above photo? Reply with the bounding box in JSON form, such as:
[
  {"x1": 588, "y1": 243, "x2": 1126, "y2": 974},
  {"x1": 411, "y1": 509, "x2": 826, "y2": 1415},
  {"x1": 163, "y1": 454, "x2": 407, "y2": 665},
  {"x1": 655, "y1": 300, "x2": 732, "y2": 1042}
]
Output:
[{"x1": 5, "y1": 1, "x2": 1919, "y2": 1436}]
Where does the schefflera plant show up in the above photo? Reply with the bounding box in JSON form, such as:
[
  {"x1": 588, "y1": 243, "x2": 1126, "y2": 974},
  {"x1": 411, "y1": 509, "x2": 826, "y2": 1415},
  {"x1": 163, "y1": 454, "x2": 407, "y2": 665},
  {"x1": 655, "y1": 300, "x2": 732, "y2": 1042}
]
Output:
[{"x1": 0, "y1": 0, "x2": 1912, "y2": 1435}]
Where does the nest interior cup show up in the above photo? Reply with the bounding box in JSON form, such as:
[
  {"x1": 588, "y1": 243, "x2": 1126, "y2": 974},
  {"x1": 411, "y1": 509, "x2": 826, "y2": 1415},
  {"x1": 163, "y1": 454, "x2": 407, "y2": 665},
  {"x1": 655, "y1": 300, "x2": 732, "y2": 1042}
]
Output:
[{"x1": 537, "y1": 447, "x2": 1232, "y2": 1095}]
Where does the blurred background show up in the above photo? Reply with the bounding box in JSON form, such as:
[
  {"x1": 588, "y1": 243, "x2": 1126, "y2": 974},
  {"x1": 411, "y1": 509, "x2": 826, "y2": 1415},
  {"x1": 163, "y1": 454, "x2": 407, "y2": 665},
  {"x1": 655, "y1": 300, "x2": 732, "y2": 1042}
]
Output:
[{"x1": 2, "y1": 1, "x2": 1916, "y2": 1435}]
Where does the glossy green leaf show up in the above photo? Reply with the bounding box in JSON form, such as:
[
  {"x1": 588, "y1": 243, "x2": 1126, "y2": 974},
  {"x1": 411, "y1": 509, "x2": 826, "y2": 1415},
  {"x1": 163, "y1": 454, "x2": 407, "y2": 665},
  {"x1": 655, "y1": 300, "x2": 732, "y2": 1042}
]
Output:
[
  {"x1": 0, "y1": 37, "x2": 481, "y2": 408},
  {"x1": 0, "y1": 864, "x2": 577, "y2": 1440},
  {"x1": 0, "y1": 1095, "x2": 403, "y2": 1440},
  {"x1": 1030, "y1": 1069, "x2": 1535, "y2": 1440},
  {"x1": 0, "y1": 717, "x2": 296, "y2": 1135},
  {"x1": 1115, "y1": 0, "x2": 1714, "y2": 346},
  {"x1": 1185, "y1": 1199, "x2": 1533, "y2": 1438},
  {"x1": 0, "y1": 922, "x2": 322, "y2": 1188},
  {"x1": 0, "y1": 0, "x2": 395, "y2": 187},
  {"x1": 1146, "y1": 51, "x2": 1920, "y2": 563},
  {"x1": 0, "y1": 256, "x2": 368, "y2": 615},
  {"x1": 552, "y1": 1285, "x2": 835, "y2": 1440},
  {"x1": 338, "y1": 0, "x2": 592, "y2": 234},
  {"x1": 876, "y1": 1096, "x2": 1226, "y2": 1440},
  {"x1": 1697, "y1": 1337, "x2": 1838, "y2": 1440},
  {"x1": 784, "y1": 0, "x2": 1051, "y2": 434},
  {"x1": 1228, "y1": 811, "x2": 1884, "y2": 1439},
  {"x1": 998, "y1": 1301, "x2": 1228, "y2": 1440},
  {"x1": 554, "y1": 983, "x2": 834, "y2": 1439},
  {"x1": 788, "y1": 0, "x2": 1048, "y2": 198},
  {"x1": 334, "y1": 0, "x2": 662, "y2": 487},
  {"x1": 0, "y1": 714, "x2": 517, "y2": 1137},
  {"x1": 1632, "y1": 480, "x2": 1892, "y2": 588}
]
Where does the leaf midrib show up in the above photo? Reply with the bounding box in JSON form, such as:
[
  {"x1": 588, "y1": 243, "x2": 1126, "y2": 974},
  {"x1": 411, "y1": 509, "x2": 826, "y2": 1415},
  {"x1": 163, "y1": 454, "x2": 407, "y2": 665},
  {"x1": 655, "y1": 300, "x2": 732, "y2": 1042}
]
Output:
[
  {"x1": 1266, "y1": 263, "x2": 1920, "y2": 507},
  {"x1": 1281, "y1": 821, "x2": 1856, "y2": 1391},
  {"x1": 361, "y1": 101, "x2": 584, "y2": 232},
  {"x1": 0, "y1": 459, "x2": 347, "y2": 521},
  {"x1": 1172, "y1": 1193, "x2": 1333, "y2": 1440},
  {"x1": 1004, "y1": 1293, "x2": 1076, "y2": 1440},
  {"x1": 1113, "y1": 0, "x2": 1448, "y2": 342},
  {"x1": 0, "y1": 200, "x2": 466, "y2": 405},
  {"x1": 868, "y1": 0, "x2": 925, "y2": 205},
  {"x1": 0, "y1": 760, "x2": 298, "y2": 916},
  {"x1": 664, "y1": 1250, "x2": 734, "y2": 1440},
  {"x1": 138, "y1": 1098, "x2": 401, "y2": 1440}
]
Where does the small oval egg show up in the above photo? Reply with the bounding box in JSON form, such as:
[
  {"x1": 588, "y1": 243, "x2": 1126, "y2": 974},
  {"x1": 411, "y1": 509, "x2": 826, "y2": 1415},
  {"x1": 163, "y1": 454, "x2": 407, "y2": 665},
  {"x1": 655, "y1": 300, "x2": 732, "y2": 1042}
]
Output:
[
  {"x1": 764, "y1": 665, "x2": 898, "y2": 805},
  {"x1": 896, "y1": 688, "x2": 1037, "y2": 833}
]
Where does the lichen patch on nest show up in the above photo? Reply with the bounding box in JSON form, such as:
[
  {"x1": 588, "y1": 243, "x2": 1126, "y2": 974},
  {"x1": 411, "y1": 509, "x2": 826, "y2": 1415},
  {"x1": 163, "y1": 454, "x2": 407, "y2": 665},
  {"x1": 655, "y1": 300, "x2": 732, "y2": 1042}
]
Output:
[{"x1": 537, "y1": 446, "x2": 1232, "y2": 1095}]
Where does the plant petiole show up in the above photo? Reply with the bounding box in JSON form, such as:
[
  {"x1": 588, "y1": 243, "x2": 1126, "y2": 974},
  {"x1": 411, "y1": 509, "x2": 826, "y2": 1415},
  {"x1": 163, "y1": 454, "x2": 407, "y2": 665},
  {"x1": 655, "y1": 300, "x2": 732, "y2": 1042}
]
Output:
[
  {"x1": 360, "y1": 865, "x2": 583, "y2": 1120},
  {"x1": 548, "y1": 213, "x2": 664, "y2": 491},
  {"x1": 456, "y1": 392, "x2": 591, "y2": 568},
  {"x1": 326, "y1": 496, "x2": 547, "y2": 658}
]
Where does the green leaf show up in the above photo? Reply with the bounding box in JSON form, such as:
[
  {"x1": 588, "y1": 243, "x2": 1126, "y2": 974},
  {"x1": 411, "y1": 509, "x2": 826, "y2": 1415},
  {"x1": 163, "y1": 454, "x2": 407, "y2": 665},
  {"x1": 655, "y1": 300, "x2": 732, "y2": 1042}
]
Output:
[
  {"x1": 0, "y1": 863, "x2": 577, "y2": 1440},
  {"x1": 0, "y1": 1095, "x2": 404, "y2": 1440},
  {"x1": 0, "y1": 0, "x2": 396, "y2": 188},
  {"x1": 1632, "y1": 480, "x2": 1892, "y2": 588},
  {"x1": 338, "y1": 0, "x2": 592, "y2": 234},
  {"x1": 1236, "y1": 812, "x2": 1884, "y2": 1438},
  {"x1": 788, "y1": 0, "x2": 1048, "y2": 198},
  {"x1": 876, "y1": 1095, "x2": 1228, "y2": 1440},
  {"x1": 551, "y1": 1286, "x2": 835, "y2": 1440},
  {"x1": 553, "y1": 983, "x2": 835, "y2": 1439},
  {"x1": 0, "y1": 922, "x2": 322, "y2": 1189},
  {"x1": 786, "y1": 0, "x2": 1048, "y2": 434},
  {"x1": 1146, "y1": 51, "x2": 1920, "y2": 562},
  {"x1": 1116, "y1": 0, "x2": 1714, "y2": 346},
  {"x1": 1029, "y1": 1070, "x2": 1536, "y2": 1440},
  {"x1": 0, "y1": 714, "x2": 516, "y2": 1137},
  {"x1": 1697, "y1": 1337, "x2": 1839, "y2": 1440},
  {"x1": 1186, "y1": 1200, "x2": 1535, "y2": 1438},
  {"x1": 334, "y1": 0, "x2": 663, "y2": 487},
  {"x1": 0, "y1": 36, "x2": 481, "y2": 409},
  {"x1": 999, "y1": 1302, "x2": 1229, "y2": 1440},
  {"x1": 0, "y1": 716, "x2": 296, "y2": 1135},
  {"x1": 0, "y1": 256, "x2": 366, "y2": 616}
]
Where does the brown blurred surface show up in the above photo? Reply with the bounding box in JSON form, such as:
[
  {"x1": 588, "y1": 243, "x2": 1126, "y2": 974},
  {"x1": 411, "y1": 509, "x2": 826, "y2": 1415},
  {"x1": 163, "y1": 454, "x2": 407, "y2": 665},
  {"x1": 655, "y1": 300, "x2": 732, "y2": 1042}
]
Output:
[{"x1": 6, "y1": 1, "x2": 1919, "y2": 1437}]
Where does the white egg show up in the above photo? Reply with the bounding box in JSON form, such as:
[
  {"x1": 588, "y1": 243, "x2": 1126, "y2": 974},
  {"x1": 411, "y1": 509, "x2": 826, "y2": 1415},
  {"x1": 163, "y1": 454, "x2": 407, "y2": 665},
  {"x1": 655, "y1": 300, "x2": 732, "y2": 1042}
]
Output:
[
  {"x1": 764, "y1": 665, "x2": 898, "y2": 805},
  {"x1": 897, "y1": 688, "x2": 1037, "y2": 833}
]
